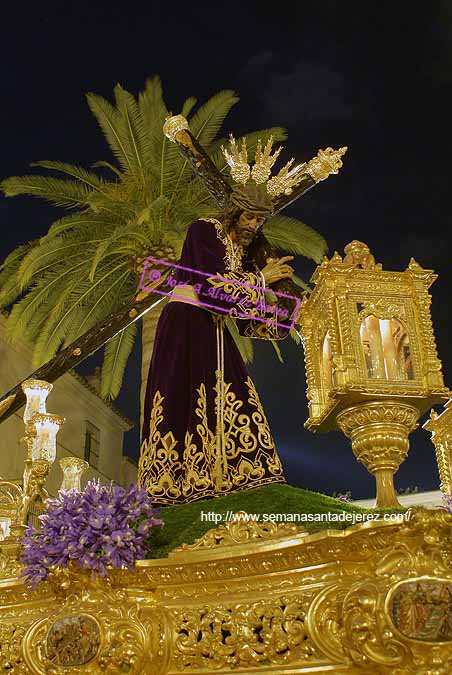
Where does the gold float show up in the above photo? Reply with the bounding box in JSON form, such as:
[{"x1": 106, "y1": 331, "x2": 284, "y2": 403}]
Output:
[{"x1": 1, "y1": 508, "x2": 452, "y2": 674}]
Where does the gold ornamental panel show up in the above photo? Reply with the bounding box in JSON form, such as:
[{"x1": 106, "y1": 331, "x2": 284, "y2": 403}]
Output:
[{"x1": 1, "y1": 507, "x2": 452, "y2": 674}]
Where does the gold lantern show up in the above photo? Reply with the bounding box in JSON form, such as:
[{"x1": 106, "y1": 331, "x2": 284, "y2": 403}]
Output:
[
  {"x1": 422, "y1": 400, "x2": 452, "y2": 496},
  {"x1": 299, "y1": 241, "x2": 451, "y2": 508}
]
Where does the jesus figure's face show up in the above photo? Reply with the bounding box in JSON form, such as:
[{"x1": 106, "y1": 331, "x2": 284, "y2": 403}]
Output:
[{"x1": 231, "y1": 211, "x2": 266, "y2": 247}]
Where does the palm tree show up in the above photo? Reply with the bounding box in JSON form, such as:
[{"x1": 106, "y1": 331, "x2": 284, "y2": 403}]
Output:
[{"x1": 0, "y1": 76, "x2": 327, "y2": 434}]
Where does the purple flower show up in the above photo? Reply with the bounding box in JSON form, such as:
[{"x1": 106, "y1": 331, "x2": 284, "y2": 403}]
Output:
[
  {"x1": 335, "y1": 491, "x2": 353, "y2": 503},
  {"x1": 20, "y1": 480, "x2": 163, "y2": 589}
]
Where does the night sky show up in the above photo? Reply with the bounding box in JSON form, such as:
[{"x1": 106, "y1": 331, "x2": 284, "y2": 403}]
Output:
[{"x1": 1, "y1": 2, "x2": 451, "y2": 499}]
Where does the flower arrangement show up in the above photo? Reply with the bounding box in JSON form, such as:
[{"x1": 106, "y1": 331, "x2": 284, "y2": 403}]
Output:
[{"x1": 20, "y1": 480, "x2": 163, "y2": 589}]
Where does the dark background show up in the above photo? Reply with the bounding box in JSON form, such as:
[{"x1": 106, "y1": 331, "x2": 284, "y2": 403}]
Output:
[{"x1": 1, "y1": 1, "x2": 451, "y2": 499}]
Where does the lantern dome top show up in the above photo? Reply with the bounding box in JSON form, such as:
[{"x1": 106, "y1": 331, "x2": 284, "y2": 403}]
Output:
[{"x1": 343, "y1": 241, "x2": 380, "y2": 270}]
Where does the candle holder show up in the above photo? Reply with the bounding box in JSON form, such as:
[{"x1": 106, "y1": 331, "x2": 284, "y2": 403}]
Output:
[
  {"x1": 59, "y1": 457, "x2": 89, "y2": 492},
  {"x1": 29, "y1": 412, "x2": 65, "y2": 464},
  {"x1": 21, "y1": 379, "x2": 53, "y2": 425},
  {"x1": 20, "y1": 379, "x2": 55, "y2": 491},
  {"x1": 0, "y1": 480, "x2": 27, "y2": 540}
]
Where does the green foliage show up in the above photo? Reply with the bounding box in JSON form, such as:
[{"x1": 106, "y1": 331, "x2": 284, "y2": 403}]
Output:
[
  {"x1": 0, "y1": 76, "x2": 327, "y2": 399},
  {"x1": 144, "y1": 483, "x2": 372, "y2": 559},
  {"x1": 265, "y1": 215, "x2": 327, "y2": 263},
  {"x1": 101, "y1": 323, "x2": 137, "y2": 399}
]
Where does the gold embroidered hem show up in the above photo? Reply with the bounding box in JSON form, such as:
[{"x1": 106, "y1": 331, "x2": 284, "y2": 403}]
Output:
[{"x1": 138, "y1": 375, "x2": 286, "y2": 505}]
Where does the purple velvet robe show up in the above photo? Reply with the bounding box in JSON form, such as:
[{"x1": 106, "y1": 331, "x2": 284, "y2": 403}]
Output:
[{"x1": 138, "y1": 218, "x2": 295, "y2": 505}]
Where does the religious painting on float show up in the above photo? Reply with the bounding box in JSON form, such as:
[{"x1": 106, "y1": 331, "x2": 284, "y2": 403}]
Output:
[
  {"x1": 46, "y1": 615, "x2": 101, "y2": 666},
  {"x1": 389, "y1": 580, "x2": 452, "y2": 642}
]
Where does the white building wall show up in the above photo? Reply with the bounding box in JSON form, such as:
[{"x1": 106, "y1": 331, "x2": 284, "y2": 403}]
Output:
[
  {"x1": 352, "y1": 490, "x2": 444, "y2": 510},
  {"x1": 0, "y1": 313, "x2": 136, "y2": 495}
]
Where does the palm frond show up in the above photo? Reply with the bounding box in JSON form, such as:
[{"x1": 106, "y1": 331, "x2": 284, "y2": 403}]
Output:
[
  {"x1": 138, "y1": 75, "x2": 168, "y2": 130},
  {"x1": 64, "y1": 270, "x2": 130, "y2": 343},
  {"x1": 31, "y1": 161, "x2": 110, "y2": 196},
  {"x1": 289, "y1": 327, "x2": 302, "y2": 345},
  {"x1": 269, "y1": 339, "x2": 284, "y2": 364},
  {"x1": 138, "y1": 75, "x2": 169, "y2": 171},
  {"x1": 181, "y1": 96, "x2": 197, "y2": 117},
  {"x1": 1, "y1": 175, "x2": 93, "y2": 209},
  {"x1": 225, "y1": 317, "x2": 254, "y2": 364},
  {"x1": 86, "y1": 92, "x2": 135, "y2": 172},
  {"x1": 189, "y1": 90, "x2": 239, "y2": 147},
  {"x1": 31, "y1": 260, "x2": 129, "y2": 365},
  {"x1": 92, "y1": 160, "x2": 122, "y2": 177},
  {"x1": 114, "y1": 85, "x2": 152, "y2": 181},
  {"x1": 264, "y1": 215, "x2": 328, "y2": 263},
  {"x1": 22, "y1": 279, "x2": 79, "y2": 344},
  {"x1": 292, "y1": 273, "x2": 311, "y2": 292},
  {"x1": 0, "y1": 240, "x2": 37, "y2": 275},
  {"x1": 4, "y1": 259, "x2": 88, "y2": 343},
  {"x1": 30, "y1": 280, "x2": 80, "y2": 358},
  {"x1": 41, "y1": 212, "x2": 113, "y2": 240},
  {"x1": 137, "y1": 195, "x2": 169, "y2": 226},
  {"x1": 0, "y1": 274, "x2": 24, "y2": 308},
  {"x1": 101, "y1": 322, "x2": 137, "y2": 400},
  {"x1": 88, "y1": 221, "x2": 150, "y2": 281},
  {"x1": 18, "y1": 235, "x2": 102, "y2": 289},
  {"x1": 0, "y1": 241, "x2": 38, "y2": 306}
]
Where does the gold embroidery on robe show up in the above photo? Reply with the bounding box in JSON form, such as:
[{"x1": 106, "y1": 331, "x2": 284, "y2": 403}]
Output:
[
  {"x1": 205, "y1": 270, "x2": 265, "y2": 318},
  {"x1": 241, "y1": 308, "x2": 288, "y2": 340},
  {"x1": 202, "y1": 217, "x2": 290, "y2": 337},
  {"x1": 138, "y1": 377, "x2": 285, "y2": 504},
  {"x1": 206, "y1": 217, "x2": 244, "y2": 272},
  {"x1": 137, "y1": 390, "x2": 182, "y2": 501}
]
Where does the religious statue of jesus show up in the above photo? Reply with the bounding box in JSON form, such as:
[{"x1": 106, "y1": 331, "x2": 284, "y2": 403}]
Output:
[
  {"x1": 138, "y1": 183, "x2": 296, "y2": 505},
  {"x1": 138, "y1": 118, "x2": 346, "y2": 506}
]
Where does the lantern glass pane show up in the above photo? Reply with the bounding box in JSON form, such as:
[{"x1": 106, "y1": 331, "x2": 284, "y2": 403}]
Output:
[
  {"x1": 359, "y1": 315, "x2": 414, "y2": 380},
  {"x1": 322, "y1": 330, "x2": 335, "y2": 392}
]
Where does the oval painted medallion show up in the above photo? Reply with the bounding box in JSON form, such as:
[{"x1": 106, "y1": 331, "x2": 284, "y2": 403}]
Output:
[
  {"x1": 389, "y1": 580, "x2": 452, "y2": 642},
  {"x1": 46, "y1": 614, "x2": 100, "y2": 666}
]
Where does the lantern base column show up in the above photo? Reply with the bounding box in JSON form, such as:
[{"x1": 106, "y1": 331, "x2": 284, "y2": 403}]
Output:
[{"x1": 337, "y1": 401, "x2": 419, "y2": 509}]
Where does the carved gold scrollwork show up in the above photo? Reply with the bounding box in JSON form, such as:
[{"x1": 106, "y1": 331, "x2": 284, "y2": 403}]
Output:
[
  {"x1": 21, "y1": 566, "x2": 163, "y2": 675},
  {"x1": 342, "y1": 580, "x2": 410, "y2": 668},
  {"x1": 307, "y1": 584, "x2": 348, "y2": 663},
  {"x1": 0, "y1": 481, "x2": 23, "y2": 533},
  {"x1": 170, "y1": 595, "x2": 319, "y2": 671},
  {"x1": 0, "y1": 622, "x2": 32, "y2": 673},
  {"x1": 0, "y1": 547, "x2": 23, "y2": 581},
  {"x1": 171, "y1": 511, "x2": 304, "y2": 554},
  {"x1": 357, "y1": 299, "x2": 406, "y2": 322}
]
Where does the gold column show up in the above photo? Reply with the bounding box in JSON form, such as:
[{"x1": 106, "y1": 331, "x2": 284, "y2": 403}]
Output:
[
  {"x1": 380, "y1": 319, "x2": 399, "y2": 379},
  {"x1": 337, "y1": 401, "x2": 419, "y2": 508},
  {"x1": 365, "y1": 315, "x2": 386, "y2": 378}
]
